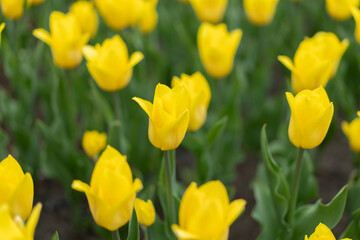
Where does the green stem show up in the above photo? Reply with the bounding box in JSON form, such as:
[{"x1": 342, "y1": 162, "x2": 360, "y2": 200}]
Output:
[
  {"x1": 164, "y1": 150, "x2": 176, "y2": 225},
  {"x1": 113, "y1": 92, "x2": 124, "y2": 153},
  {"x1": 142, "y1": 226, "x2": 150, "y2": 240},
  {"x1": 287, "y1": 148, "x2": 305, "y2": 227},
  {"x1": 112, "y1": 230, "x2": 121, "y2": 240}
]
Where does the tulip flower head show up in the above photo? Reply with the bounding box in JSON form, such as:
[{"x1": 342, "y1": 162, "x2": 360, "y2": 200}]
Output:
[
  {"x1": 326, "y1": 0, "x2": 359, "y2": 21},
  {"x1": 82, "y1": 130, "x2": 107, "y2": 158},
  {"x1": 83, "y1": 35, "x2": 144, "y2": 92},
  {"x1": 70, "y1": 0, "x2": 99, "y2": 39},
  {"x1": 305, "y1": 223, "x2": 351, "y2": 240},
  {"x1": 286, "y1": 87, "x2": 334, "y2": 149},
  {"x1": 0, "y1": 0, "x2": 24, "y2": 19},
  {"x1": 27, "y1": 0, "x2": 46, "y2": 6},
  {"x1": 351, "y1": 7, "x2": 360, "y2": 44},
  {"x1": 342, "y1": 111, "x2": 360, "y2": 153},
  {"x1": 33, "y1": 11, "x2": 90, "y2": 69},
  {"x1": 138, "y1": 0, "x2": 159, "y2": 34},
  {"x1": 134, "y1": 198, "x2": 155, "y2": 227},
  {"x1": 72, "y1": 146, "x2": 143, "y2": 231},
  {"x1": 278, "y1": 32, "x2": 348, "y2": 93},
  {"x1": 133, "y1": 83, "x2": 190, "y2": 151},
  {"x1": 0, "y1": 155, "x2": 34, "y2": 221},
  {"x1": 198, "y1": 23, "x2": 242, "y2": 78},
  {"x1": 243, "y1": 0, "x2": 279, "y2": 26},
  {"x1": 189, "y1": 0, "x2": 228, "y2": 23},
  {"x1": 172, "y1": 180, "x2": 246, "y2": 240},
  {"x1": 0, "y1": 203, "x2": 42, "y2": 240},
  {"x1": 171, "y1": 72, "x2": 211, "y2": 131}
]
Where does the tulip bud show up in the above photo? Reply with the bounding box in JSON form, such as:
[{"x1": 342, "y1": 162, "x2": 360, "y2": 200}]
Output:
[
  {"x1": 326, "y1": 0, "x2": 359, "y2": 21},
  {"x1": 133, "y1": 83, "x2": 190, "y2": 151},
  {"x1": 83, "y1": 35, "x2": 144, "y2": 92},
  {"x1": 342, "y1": 111, "x2": 360, "y2": 153},
  {"x1": 189, "y1": 0, "x2": 228, "y2": 23},
  {"x1": 172, "y1": 181, "x2": 246, "y2": 240},
  {"x1": 82, "y1": 130, "x2": 107, "y2": 158},
  {"x1": 138, "y1": 0, "x2": 158, "y2": 34},
  {"x1": 72, "y1": 146, "x2": 143, "y2": 231},
  {"x1": 70, "y1": 0, "x2": 99, "y2": 39},
  {"x1": 305, "y1": 223, "x2": 351, "y2": 240},
  {"x1": 134, "y1": 198, "x2": 155, "y2": 227},
  {"x1": 171, "y1": 72, "x2": 211, "y2": 131},
  {"x1": 243, "y1": 0, "x2": 279, "y2": 26},
  {"x1": 0, "y1": 0, "x2": 24, "y2": 20},
  {"x1": 286, "y1": 87, "x2": 334, "y2": 149},
  {"x1": 28, "y1": 0, "x2": 46, "y2": 6},
  {"x1": 198, "y1": 23, "x2": 242, "y2": 79}
]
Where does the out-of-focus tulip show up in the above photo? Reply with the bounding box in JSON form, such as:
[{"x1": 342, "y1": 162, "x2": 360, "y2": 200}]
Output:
[
  {"x1": 134, "y1": 198, "x2": 155, "y2": 227},
  {"x1": 72, "y1": 146, "x2": 143, "y2": 231},
  {"x1": 82, "y1": 130, "x2": 107, "y2": 158},
  {"x1": 33, "y1": 11, "x2": 90, "y2": 69},
  {"x1": 243, "y1": 0, "x2": 279, "y2": 26},
  {"x1": 133, "y1": 84, "x2": 190, "y2": 151},
  {"x1": 0, "y1": 155, "x2": 34, "y2": 220},
  {"x1": 305, "y1": 223, "x2": 351, "y2": 240},
  {"x1": 0, "y1": 23, "x2": 5, "y2": 45},
  {"x1": 198, "y1": 23, "x2": 242, "y2": 78},
  {"x1": 172, "y1": 181, "x2": 246, "y2": 240},
  {"x1": 342, "y1": 111, "x2": 360, "y2": 153},
  {"x1": 27, "y1": 0, "x2": 46, "y2": 6},
  {"x1": 171, "y1": 72, "x2": 211, "y2": 131},
  {"x1": 0, "y1": 0, "x2": 24, "y2": 20},
  {"x1": 351, "y1": 7, "x2": 360, "y2": 43},
  {"x1": 286, "y1": 87, "x2": 334, "y2": 149},
  {"x1": 326, "y1": 0, "x2": 359, "y2": 21},
  {"x1": 83, "y1": 35, "x2": 143, "y2": 91},
  {"x1": 278, "y1": 32, "x2": 348, "y2": 93},
  {"x1": 70, "y1": 0, "x2": 99, "y2": 39},
  {"x1": 189, "y1": 0, "x2": 228, "y2": 23},
  {"x1": 0, "y1": 203, "x2": 42, "y2": 240},
  {"x1": 138, "y1": 0, "x2": 158, "y2": 34}
]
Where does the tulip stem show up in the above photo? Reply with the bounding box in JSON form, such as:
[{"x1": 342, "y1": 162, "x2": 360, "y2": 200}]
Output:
[
  {"x1": 112, "y1": 230, "x2": 121, "y2": 240},
  {"x1": 164, "y1": 150, "x2": 176, "y2": 225},
  {"x1": 287, "y1": 148, "x2": 305, "y2": 227},
  {"x1": 113, "y1": 92, "x2": 124, "y2": 153}
]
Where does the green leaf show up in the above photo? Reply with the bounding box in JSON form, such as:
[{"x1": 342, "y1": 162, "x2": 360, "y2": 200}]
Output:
[
  {"x1": 127, "y1": 210, "x2": 140, "y2": 240},
  {"x1": 51, "y1": 232, "x2": 59, "y2": 240},
  {"x1": 341, "y1": 208, "x2": 360, "y2": 240},
  {"x1": 206, "y1": 116, "x2": 228, "y2": 146}
]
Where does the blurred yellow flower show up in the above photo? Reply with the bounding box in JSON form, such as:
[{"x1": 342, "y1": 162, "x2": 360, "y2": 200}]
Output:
[
  {"x1": 0, "y1": 203, "x2": 42, "y2": 240},
  {"x1": 171, "y1": 72, "x2": 211, "y2": 131},
  {"x1": 278, "y1": 32, "x2": 348, "y2": 93},
  {"x1": 70, "y1": 0, "x2": 99, "y2": 39},
  {"x1": 172, "y1": 181, "x2": 246, "y2": 240},
  {"x1": 83, "y1": 35, "x2": 143, "y2": 91},
  {"x1": 286, "y1": 87, "x2": 334, "y2": 149},
  {"x1": 28, "y1": 0, "x2": 46, "y2": 6},
  {"x1": 72, "y1": 146, "x2": 143, "y2": 231},
  {"x1": 351, "y1": 7, "x2": 360, "y2": 44},
  {"x1": 0, "y1": 0, "x2": 24, "y2": 19},
  {"x1": 189, "y1": 0, "x2": 228, "y2": 23},
  {"x1": 305, "y1": 223, "x2": 351, "y2": 240},
  {"x1": 82, "y1": 130, "x2": 107, "y2": 158},
  {"x1": 0, "y1": 155, "x2": 34, "y2": 221},
  {"x1": 243, "y1": 0, "x2": 279, "y2": 26},
  {"x1": 33, "y1": 11, "x2": 90, "y2": 69},
  {"x1": 342, "y1": 111, "x2": 360, "y2": 153},
  {"x1": 326, "y1": 0, "x2": 359, "y2": 21},
  {"x1": 138, "y1": 0, "x2": 158, "y2": 34},
  {"x1": 0, "y1": 22, "x2": 5, "y2": 45},
  {"x1": 133, "y1": 83, "x2": 190, "y2": 151},
  {"x1": 134, "y1": 198, "x2": 155, "y2": 227},
  {"x1": 198, "y1": 23, "x2": 242, "y2": 78}
]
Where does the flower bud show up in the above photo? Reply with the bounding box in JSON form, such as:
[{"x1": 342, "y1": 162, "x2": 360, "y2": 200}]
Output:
[
  {"x1": 243, "y1": 0, "x2": 279, "y2": 26},
  {"x1": 326, "y1": 0, "x2": 359, "y2": 21},
  {"x1": 134, "y1": 198, "x2": 155, "y2": 227},
  {"x1": 82, "y1": 130, "x2": 107, "y2": 158},
  {"x1": 189, "y1": 0, "x2": 228, "y2": 23},
  {"x1": 342, "y1": 111, "x2": 360, "y2": 153},
  {"x1": 70, "y1": 0, "x2": 99, "y2": 39}
]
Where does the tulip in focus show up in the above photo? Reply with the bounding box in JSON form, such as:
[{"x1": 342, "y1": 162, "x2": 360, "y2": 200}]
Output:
[
  {"x1": 138, "y1": 0, "x2": 158, "y2": 34},
  {"x1": 278, "y1": 32, "x2": 348, "y2": 93},
  {"x1": 326, "y1": 0, "x2": 359, "y2": 21},
  {"x1": 189, "y1": 0, "x2": 228, "y2": 23},
  {"x1": 134, "y1": 198, "x2": 155, "y2": 227},
  {"x1": 351, "y1": 7, "x2": 360, "y2": 44},
  {"x1": 286, "y1": 87, "x2": 334, "y2": 149},
  {"x1": 72, "y1": 145, "x2": 143, "y2": 231},
  {"x1": 0, "y1": 155, "x2": 34, "y2": 220},
  {"x1": 243, "y1": 0, "x2": 279, "y2": 26},
  {"x1": 82, "y1": 130, "x2": 107, "y2": 158},
  {"x1": 83, "y1": 35, "x2": 144, "y2": 91},
  {"x1": 33, "y1": 11, "x2": 90, "y2": 69},
  {"x1": 0, "y1": 203, "x2": 42, "y2": 240},
  {"x1": 198, "y1": 23, "x2": 242, "y2": 78},
  {"x1": 27, "y1": 0, "x2": 46, "y2": 6},
  {"x1": 70, "y1": 0, "x2": 99, "y2": 39},
  {"x1": 172, "y1": 180, "x2": 246, "y2": 240},
  {"x1": 305, "y1": 223, "x2": 351, "y2": 240},
  {"x1": 171, "y1": 72, "x2": 211, "y2": 131},
  {"x1": 133, "y1": 83, "x2": 190, "y2": 151},
  {"x1": 0, "y1": 0, "x2": 24, "y2": 20},
  {"x1": 342, "y1": 111, "x2": 360, "y2": 153}
]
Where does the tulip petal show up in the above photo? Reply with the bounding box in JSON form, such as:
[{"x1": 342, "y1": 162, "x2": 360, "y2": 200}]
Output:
[
  {"x1": 172, "y1": 224, "x2": 201, "y2": 240},
  {"x1": 200, "y1": 181, "x2": 229, "y2": 210},
  {"x1": 32, "y1": 29, "x2": 52, "y2": 45},
  {"x1": 128, "y1": 52, "x2": 144, "y2": 68},
  {"x1": 226, "y1": 199, "x2": 246, "y2": 226},
  {"x1": 341, "y1": 121, "x2": 350, "y2": 138},
  {"x1": 154, "y1": 84, "x2": 172, "y2": 99},
  {"x1": 71, "y1": 180, "x2": 91, "y2": 193},
  {"x1": 0, "y1": 155, "x2": 24, "y2": 178},
  {"x1": 357, "y1": 111, "x2": 360, "y2": 117},
  {"x1": 83, "y1": 45, "x2": 98, "y2": 61},
  {"x1": 0, "y1": 205, "x2": 22, "y2": 238},
  {"x1": 24, "y1": 203, "x2": 42, "y2": 239},
  {"x1": 278, "y1": 55, "x2": 295, "y2": 72},
  {"x1": 132, "y1": 97, "x2": 153, "y2": 118},
  {"x1": 179, "y1": 182, "x2": 198, "y2": 227}
]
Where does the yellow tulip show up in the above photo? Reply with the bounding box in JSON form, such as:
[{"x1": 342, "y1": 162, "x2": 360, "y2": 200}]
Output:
[
  {"x1": 172, "y1": 181, "x2": 246, "y2": 240},
  {"x1": 133, "y1": 83, "x2": 190, "y2": 151},
  {"x1": 0, "y1": 23, "x2": 5, "y2": 45},
  {"x1": 286, "y1": 87, "x2": 334, "y2": 149},
  {"x1": 171, "y1": 72, "x2": 211, "y2": 131},
  {"x1": 33, "y1": 11, "x2": 90, "y2": 69},
  {"x1": 198, "y1": 23, "x2": 242, "y2": 78},
  {"x1": 0, "y1": 203, "x2": 42, "y2": 240},
  {"x1": 342, "y1": 111, "x2": 360, "y2": 153},
  {"x1": 189, "y1": 0, "x2": 228, "y2": 23},
  {"x1": 0, "y1": 155, "x2": 34, "y2": 221},
  {"x1": 82, "y1": 130, "x2": 107, "y2": 158},
  {"x1": 138, "y1": 0, "x2": 158, "y2": 34},
  {"x1": 83, "y1": 35, "x2": 143, "y2": 92},
  {"x1": 70, "y1": 1, "x2": 99, "y2": 39},
  {"x1": 326, "y1": 0, "x2": 359, "y2": 21},
  {"x1": 305, "y1": 223, "x2": 351, "y2": 240},
  {"x1": 243, "y1": 0, "x2": 279, "y2": 26},
  {"x1": 134, "y1": 198, "x2": 155, "y2": 227},
  {"x1": 278, "y1": 32, "x2": 348, "y2": 93},
  {"x1": 0, "y1": 0, "x2": 23, "y2": 20},
  {"x1": 27, "y1": 0, "x2": 46, "y2": 6},
  {"x1": 351, "y1": 7, "x2": 360, "y2": 44},
  {"x1": 72, "y1": 145, "x2": 143, "y2": 231}
]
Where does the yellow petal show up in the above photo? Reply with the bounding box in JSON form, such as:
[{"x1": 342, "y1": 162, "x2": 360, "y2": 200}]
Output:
[
  {"x1": 24, "y1": 203, "x2": 42, "y2": 239},
  {"x1": 82, "y1": 45, "x2": 98, "y2": 61},
  {"x1": 226, "y1": 199, "x2": 246, "y2": 226},
  {"x1": 134, "y1": 198, "x2": 155, "y2": 227},
  {"x1": 132, "y1": 97, "x2": 153, "y2": 119},
  {"x1": 278, "y1": 55, "x2": 295, "y2": 72},
  {"x1": 128, "y1": 51, "x2": 144, "y2": 68},
  {"x1": 172, "y1": 224, "x2": 200, "y2": 240}
]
